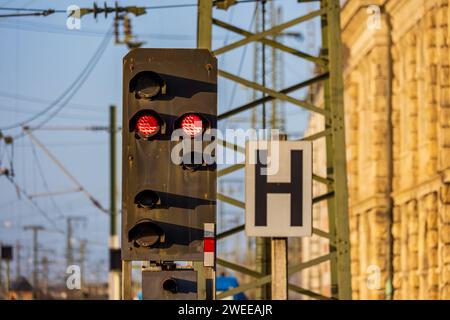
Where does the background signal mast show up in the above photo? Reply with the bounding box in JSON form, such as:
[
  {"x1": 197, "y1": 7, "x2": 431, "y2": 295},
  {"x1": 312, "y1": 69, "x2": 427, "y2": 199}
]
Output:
[
  {"x1": 114, "y1": 14, "x2": 145, "y2": 49},
  {"x1": 252, "y1": 0, "x2": 302, "y2": 299},
  {"x1": 71, "y1": 1, "x2": 146, "y2": 49},
  {"x1": 72, "y1": 2, "x2": 146, "y2": 20}
]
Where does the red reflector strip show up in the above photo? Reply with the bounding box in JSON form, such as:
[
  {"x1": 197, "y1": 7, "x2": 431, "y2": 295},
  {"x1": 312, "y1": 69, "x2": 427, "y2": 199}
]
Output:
[
  {"x1": 203, "y1": 223, "x2": 215, "y2": 267},
  {"x1": 203, "y1": 237, "x2": 215, "y2": 253}
]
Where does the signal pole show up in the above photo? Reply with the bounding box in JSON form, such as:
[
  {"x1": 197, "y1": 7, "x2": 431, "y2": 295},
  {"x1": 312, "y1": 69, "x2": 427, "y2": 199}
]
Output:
[
  {"x1": 122, "y1": 49, "x2": 217, "y2": 299},
  {"x1": 67, "y1": 219, "x2": 73, "y2": 268},
  {"x1": 23, "y1": 225, "x2": 44, "y2": 299},
  {"x1": 65, "y1": 216, "x2": 84, "y2": 299},
  {"x1": 41, "y1": 256, "x2": 49, "y2": 296},
  {"x1": 5, "y1": 258, "x2": 11, "y2": 294},
  {"x1": 109, "y1": 105, "x2": 121, "y2": 300},
  {"x1": 16, "y1": 241, "x2": 22, "y2": 279},
  {"x1": 197, "y1": 0, "x2": 216, "y2": 300},
  {"x1": 66, "y1": 216, "x2": 85, "y2": 269},
  {"x1": 253, "y1": 0, "x2": 272, "y2": 300},
  {"x1": 271, "y1": 135, "x2": 288, "y2": 300},
  {"x1": 79, "y1": 240, "x2": 86, "y2": 293},
  {"x1": 0, "y1": 242, "x2": 3, "y2": 291}
]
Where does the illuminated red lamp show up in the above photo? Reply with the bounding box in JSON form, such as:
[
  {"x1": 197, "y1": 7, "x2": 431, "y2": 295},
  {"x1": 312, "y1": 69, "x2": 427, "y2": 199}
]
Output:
[
  {"x1": 180, "y1": 113, "x2": 204, "y2": 137},
  {"x1": 136, "y1": 114, "x2": 160, "y2": 138}
]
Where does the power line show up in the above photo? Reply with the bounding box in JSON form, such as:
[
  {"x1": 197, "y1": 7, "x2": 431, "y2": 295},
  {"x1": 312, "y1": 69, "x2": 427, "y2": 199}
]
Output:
[
  {"x1": 24, "y1": 27, "x2": 113, "y2": 135},
  {"x1": 0, "y1": 90, "x2": 105, "y2": 113},
  {"x1": 228, "y1": 3, "x2": 258, "y2": 108},
  {"x1": 30, "y1": 141, "x2": 65, "y2": 220},
  {"x1": 30, "y1": 59, "x2": 109, "y2": 134},
  {"x1": 0, "y1": 7, "x2": 64, "y2": 13},
  {"x1": 0, "y1": 4, "x2": 195, "y2": 13},
  {"x1": 0, "y1": 0, "x2": 266, "y2": 15},
  {"x1": 0, "y1": 20, "x2": 240, "y2": 41},
  {"x1": 0, "y1": 26, "x2": 112, "y2": 133},
  {"x1": 0, "y1": 9, "x2": 55, "y2": 18},
  {"x1": 14, "y1": 141, "x2": 108, "y2": 148},
  {"x1": 0, "y1": 104, "x2": 105, "y2": 122},
  {"x1": 4, "y1": 175, "x2": 64, "y2": 233},
  {"x1": 25, "y1": 129, "x2": 109, "y2": 215},
  {"x1": 27, "y1": 125, "x2": 112, "y2": 131},
  {"x1": 0, "y1": 21, "x2": 115, "y2": 37},
  {"x1": 145, "y1": 4, "x2": 197, "y2": 10}
]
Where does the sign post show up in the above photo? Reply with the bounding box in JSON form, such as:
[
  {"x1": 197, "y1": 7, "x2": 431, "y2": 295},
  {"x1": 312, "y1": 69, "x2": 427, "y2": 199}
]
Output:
[
  {"x1": 245, "y1": 139, "x2": 313, "y2": 299},
  {"x1": 271, "y1": 237, "x2": 288, "y2": 299}
]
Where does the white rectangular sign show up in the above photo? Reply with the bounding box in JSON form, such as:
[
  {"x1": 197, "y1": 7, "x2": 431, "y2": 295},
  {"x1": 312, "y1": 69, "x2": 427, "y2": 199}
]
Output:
[{"x1": 245, "y1": 140, "x2": 312, "y2": 237}]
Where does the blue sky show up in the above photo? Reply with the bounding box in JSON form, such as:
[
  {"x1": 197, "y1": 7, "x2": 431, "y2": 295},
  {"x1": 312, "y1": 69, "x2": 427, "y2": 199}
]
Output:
[{"x1": 0, "y1": 0, "x2": 321, "y2": 284}]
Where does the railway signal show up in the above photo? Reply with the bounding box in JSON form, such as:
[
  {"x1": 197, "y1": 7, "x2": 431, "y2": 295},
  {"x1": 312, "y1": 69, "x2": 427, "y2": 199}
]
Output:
[{"x1": 122, "y1": 48, "x2": 217, "y2": 263}]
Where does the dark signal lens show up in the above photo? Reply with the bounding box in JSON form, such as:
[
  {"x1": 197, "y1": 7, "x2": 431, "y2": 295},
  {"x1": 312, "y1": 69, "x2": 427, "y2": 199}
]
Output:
[
  {"x1": 128, "y1": 221, "x2": 163, "y2": 248},
  {"x1": 135, "y1": 190, "x2": 159, "y2": 209},
  {"x1": 135, "y1": 72, "x2": 162, "y2": 99},
  {"x1": 162, "y1": 279, "x2": 178, "y2": 293}
]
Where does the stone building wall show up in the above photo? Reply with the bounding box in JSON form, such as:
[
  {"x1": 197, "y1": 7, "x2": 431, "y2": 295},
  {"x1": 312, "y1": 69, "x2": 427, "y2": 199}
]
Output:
[{"x1": 304, "y1": 0, "x2": 450, "y2": 299}]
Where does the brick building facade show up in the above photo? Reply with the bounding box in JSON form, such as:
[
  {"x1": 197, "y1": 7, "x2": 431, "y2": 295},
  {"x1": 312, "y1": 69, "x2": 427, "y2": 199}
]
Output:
[{"x1": 304, "y1": 0, "x2": 450, "y2": 299}]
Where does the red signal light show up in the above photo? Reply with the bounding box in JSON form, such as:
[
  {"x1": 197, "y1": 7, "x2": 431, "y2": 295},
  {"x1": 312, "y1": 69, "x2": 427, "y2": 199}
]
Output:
[
  {"x1": 180, "y1": 114, "x2": 203, "y2": 137},
  {"x1": 136, "y1": 114, "x2": 160, "y2": 138}
]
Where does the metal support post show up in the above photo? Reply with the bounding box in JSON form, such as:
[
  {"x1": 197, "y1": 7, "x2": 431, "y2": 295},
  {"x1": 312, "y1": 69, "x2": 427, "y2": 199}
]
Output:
[{"x1": 109, "y1": 105, "x2": 121, "y2": 300}]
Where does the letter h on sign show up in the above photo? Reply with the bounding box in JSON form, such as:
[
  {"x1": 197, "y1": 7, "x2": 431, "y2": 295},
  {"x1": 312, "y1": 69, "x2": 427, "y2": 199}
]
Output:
[
  {"x1": 255, "y1": 150, "x2": 303, "y2": 227},
  {"x1": 245, "y1": 141, "x2": 312, "y2": 237}
]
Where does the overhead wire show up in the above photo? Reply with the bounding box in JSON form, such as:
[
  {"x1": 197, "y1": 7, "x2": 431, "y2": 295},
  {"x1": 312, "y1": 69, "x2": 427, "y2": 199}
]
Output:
[
  {"x1": 0, "y1": 0, "x2": 271, "y2": 15},
  {"x1": 30, "y1": 140, "x2": 66, "y2": 220},
  {"x1": 0, "y1": 104, "x2": 106, "y2": 122},
  {"x1": 25, "y1": 129, "x2": 109, "y2": 215},
  {"x1": 22, "y1": 26, "x2": 113, "y2": 136},
  {"x1": 0, "y1": 0, "x2": 276, "y2": 282},
  {"x1": 227, "y1": 3, "x2": 259, "y2": 108},
  {"x1": 0, "y1": 20, "x2": 240, "y2": 41},
  {"x1": 0, "y1": 25, "x2": 112, "y2": 134},
  {"x1": 0, "y1": 90, "x2": 105, "y2": 114},
  {"x1": 0, "y1": 9, "x2": 55, "y2": 18},
  {"x1": 0, "y1": 7, "x2": 65, "y2": 13},
  {"x1": 4, "y1": 175, "x2": 64, "y2": 233}
]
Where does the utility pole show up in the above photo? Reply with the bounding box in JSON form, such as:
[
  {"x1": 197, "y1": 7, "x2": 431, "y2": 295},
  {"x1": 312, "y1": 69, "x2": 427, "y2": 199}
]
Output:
[
  {"x1": 39, "y1": 248, "x2": 55, "y2": 297},
  {"x1": 203, "y1": 0, "x2": 351, "y2": 300},
  {"x1": 109, "y1": 105, "x2": 121, "y2": 300},
  {"x1": 270, "y1": 134, "x2": 288, "y2": 300},
  {"x1": 16, "y1": 241, "x2": 22, "y2": 279},
  {"x1": 0, "y1": 242, "x2": 3, "y2": 291},
  {"x1": 196, "y1": 0, "x2": 215, "y2": 300},
  {"x1": 5, "y1": 258, "x2": 11, "y2": 295},
  {"x1": 66, "y1": 216, "x2": 85, "y2": 269},
  {"x1": 79, "y1": 240, "x2": 86, "y2": 294},
  {"x1": 65, "y1": 217, "x2": 84, "y2": 299},
  {"x1": 0, "y1": 244, "x2": 14, "y2": 297},
  {"x1": 23, "y1": 225, "x2": 44, "y2": 299},
  {"x1": 253, "y1": 0, "x2": 272, "y2": 300},
  {"x1": 67, "y1": 219, "x2": 73, "y2": 269},
  {"x1": 25, "y1": 248, "x2": 30, "y2": 282},
  {"x1": 41, "y1": 256, "x2": 49, "y2": 296}
]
